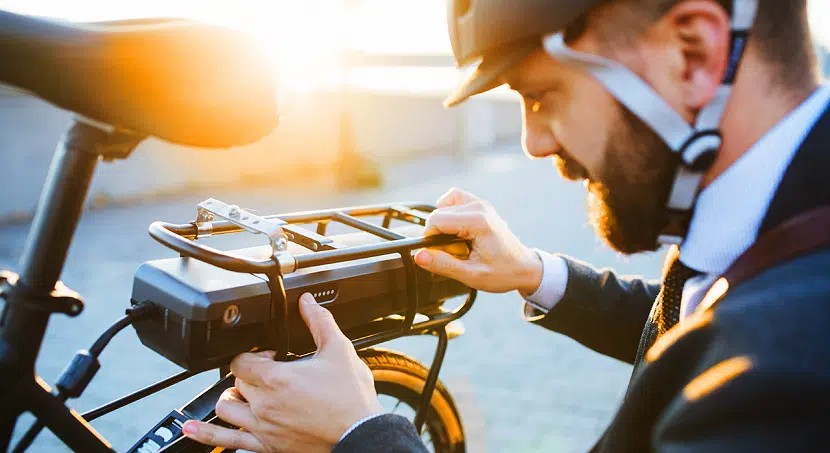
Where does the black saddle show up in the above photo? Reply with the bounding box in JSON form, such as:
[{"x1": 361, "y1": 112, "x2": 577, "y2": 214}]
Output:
[{"x1": 0, "y1": 11, "x2": 279, "y2": 148}]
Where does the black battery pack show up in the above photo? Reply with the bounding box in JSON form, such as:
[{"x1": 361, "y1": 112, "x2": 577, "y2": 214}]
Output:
[{"x1": 131, "y1": 229, "x2": 469, "y2": 372}]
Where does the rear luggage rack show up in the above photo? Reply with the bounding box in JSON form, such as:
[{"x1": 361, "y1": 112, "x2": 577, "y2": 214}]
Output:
[
  {"x1": 140, "y1": 201, "x2": 476, "y2": 368},
  {"x1": 118, "y1": 200, "x2": 478, "y2": 451}
]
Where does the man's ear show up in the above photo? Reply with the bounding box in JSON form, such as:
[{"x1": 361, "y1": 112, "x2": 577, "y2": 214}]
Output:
[{"x1": 662, "y1": 1, "x2": 731, "y2": 113}]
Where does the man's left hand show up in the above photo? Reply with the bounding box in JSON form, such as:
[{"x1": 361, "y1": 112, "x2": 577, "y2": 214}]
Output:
[{"x1": 181, "y1": 293, "x2": 384, "y2": 452}]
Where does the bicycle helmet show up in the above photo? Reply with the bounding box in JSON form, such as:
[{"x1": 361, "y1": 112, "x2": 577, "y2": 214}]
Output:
[
  {"x1": 445, "y1": 0, "x2": 759, "y2": 244},
  {"x1": 445, "y1": 0, "x2": 605, "y2": 107}
]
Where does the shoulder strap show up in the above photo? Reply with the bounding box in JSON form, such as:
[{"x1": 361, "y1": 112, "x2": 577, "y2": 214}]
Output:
[{"x1": 698, "y1": 205, "x2": 830, "y2": 313}]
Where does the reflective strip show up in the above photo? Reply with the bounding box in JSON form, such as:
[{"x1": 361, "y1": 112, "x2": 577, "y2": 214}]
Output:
[
  {"x1": 543, "y1": 33, "x2": 693, "y2": 152},
  {"x1": 733, "y1": 0, "x2": 759, "y2": 30},
  {"x1": 667, "y1": 167, "x2": 705, "y2": 210},
  {"x1": 696, "y1": 85, "x2": 732, "y2": 132}
]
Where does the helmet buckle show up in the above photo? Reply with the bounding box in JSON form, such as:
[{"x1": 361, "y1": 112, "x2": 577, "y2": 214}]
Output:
[{"x1": 679, "y1": 130, "x2": 721, "y2": 172}]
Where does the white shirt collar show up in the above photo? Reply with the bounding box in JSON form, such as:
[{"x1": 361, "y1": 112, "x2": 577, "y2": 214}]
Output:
[{"x1": 680, "y1": 85, "x2": 830, "y2": 275}]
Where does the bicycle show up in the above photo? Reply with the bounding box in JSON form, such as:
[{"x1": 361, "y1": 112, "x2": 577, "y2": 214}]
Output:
[{"x1": 0, "y1": 11, "x2": 476, "y2": 453}]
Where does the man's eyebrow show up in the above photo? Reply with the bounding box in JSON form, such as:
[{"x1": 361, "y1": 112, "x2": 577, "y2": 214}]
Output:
[
  {"x1": 507, "y1": 77, "x2": 564, "y2": 98},
  {"x1": 505, "y1": 80, "x2": 530, "y2": 93}
]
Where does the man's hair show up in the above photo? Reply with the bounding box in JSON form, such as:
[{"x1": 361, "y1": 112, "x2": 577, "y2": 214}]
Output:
[{"x1": 580, "y1": 0, "x2": 816, "y2": 88}]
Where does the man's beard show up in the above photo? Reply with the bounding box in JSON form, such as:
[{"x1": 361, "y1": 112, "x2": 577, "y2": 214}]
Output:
[{"x1": 555, "y1": 104, "x2": 680, "y2": 255}]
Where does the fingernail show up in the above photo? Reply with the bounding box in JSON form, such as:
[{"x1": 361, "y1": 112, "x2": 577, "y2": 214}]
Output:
[
  {"x1": 415, "y1": 250, "x2": 432, "y2": 266},
  {"x1": 182, "y1": 421, "x2": 199, "y2": 435},
  {"x1": 300, "y1": 293, "x2": 314, "y2": 305}
]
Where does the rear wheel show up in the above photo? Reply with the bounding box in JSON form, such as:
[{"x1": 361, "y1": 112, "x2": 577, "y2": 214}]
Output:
[{"x1": 360, "y1": 348, "x2": 466, "y2": 453}]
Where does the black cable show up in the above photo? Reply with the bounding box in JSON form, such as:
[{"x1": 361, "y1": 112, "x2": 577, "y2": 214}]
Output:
[
  {"x1": 265, "y1": 265, "x2": 290, "y2": 362},
  {"x1": 89, "y1": 303, "x2": 157, "y2": 357},
  {"x1": 11, "y1": 302, "x2": 158, "y2": 453},
  {"x1": 89, "y1": 315, "x2": 131, "y2": 356}
]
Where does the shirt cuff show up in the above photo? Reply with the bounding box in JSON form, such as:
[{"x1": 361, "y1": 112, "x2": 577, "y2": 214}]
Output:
[
  {"x1": 338, "y1": 413, "x2": 386, "y2": 443},
  {"x1": 523, "y1": 250, "x2": 569, "y2": 315}
]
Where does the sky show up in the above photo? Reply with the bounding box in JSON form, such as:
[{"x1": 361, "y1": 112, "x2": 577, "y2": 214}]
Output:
[{"x1": 1, "y1": 0, "x2": 828, "y2": 93}]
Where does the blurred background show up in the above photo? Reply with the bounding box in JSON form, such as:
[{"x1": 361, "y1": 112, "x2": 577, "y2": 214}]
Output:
[{"x1": 0, "y1": 1, "x2": 829, "y2": 451}]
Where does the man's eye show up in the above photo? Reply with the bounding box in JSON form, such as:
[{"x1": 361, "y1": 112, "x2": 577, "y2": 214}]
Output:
[{"x1": 524, "y1": 91, "x2": 549, "y2": 113}]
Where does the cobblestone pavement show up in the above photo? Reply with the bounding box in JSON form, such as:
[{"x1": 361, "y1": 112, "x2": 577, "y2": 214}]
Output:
[{"x1": 1, "y1": 148, "x2": 665, "y2": 452}]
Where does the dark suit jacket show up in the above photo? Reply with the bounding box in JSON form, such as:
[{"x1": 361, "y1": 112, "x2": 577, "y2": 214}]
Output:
[{"x1": 334, "y1": 105, "x2": 830, "y2": 453}]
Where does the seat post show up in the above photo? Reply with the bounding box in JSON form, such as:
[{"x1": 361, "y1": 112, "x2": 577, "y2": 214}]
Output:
[
  {"x1": 0, "y1": 119, "x2": 141, "y2": 451},
  {"x1": 4, "y1": 121, "x2": 102, "y2": 363}
]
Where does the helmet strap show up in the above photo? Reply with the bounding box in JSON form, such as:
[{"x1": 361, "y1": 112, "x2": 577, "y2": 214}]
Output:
[{"x1": 543, "y1": 0, "x2": 758, "y2": 245}]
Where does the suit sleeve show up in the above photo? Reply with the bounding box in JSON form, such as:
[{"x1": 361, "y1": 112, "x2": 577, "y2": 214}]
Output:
[
  {"x1": 524, "y1": 255, "x2": 660, "y2": 364},
  {"x1": 333, "y1": 414, "x2": 428, "y2": 453}
]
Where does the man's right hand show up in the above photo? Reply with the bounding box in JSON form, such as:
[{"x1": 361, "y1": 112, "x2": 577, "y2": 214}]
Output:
[{"x1": 414, "y1": 188, "x2": 543, "y2": 295}]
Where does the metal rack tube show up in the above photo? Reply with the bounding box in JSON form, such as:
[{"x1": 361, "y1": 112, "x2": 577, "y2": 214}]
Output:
[
  {"x1": 162, "y1": 202, "x2": 434, "y2": 240},
  {"x1": 81, "y1": 370, "x2": 201, "y2": 422},
  {"x1": 294, "y1": 235, "x2": 461, "y2": 270},
  {"x1": 149, "y1": 222, "x2": 274, "y2": 273},
  {"x1": 351, "y1": 290, "x2": 477, "y2": 351},
  {"x1": 413, "y1": 327, "x2": 448, "y2": 433},
  {"x1": 333, "y1": 212, "x2": 407, "y2": 240}
]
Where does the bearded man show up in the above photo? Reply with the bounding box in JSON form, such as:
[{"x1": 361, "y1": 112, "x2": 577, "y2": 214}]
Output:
[{"x1": 184, "y1": 1, "x2": 830, "y2": 451}]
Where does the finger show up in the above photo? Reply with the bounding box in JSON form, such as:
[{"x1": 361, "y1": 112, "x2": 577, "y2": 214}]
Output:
[
  {"x1": 253, "y1": 350, "x2": 276, "y2": 360},
  {"x1": 436, "y1": 188, "x2": 478, "y2": 208},
  {"x1": 225, "y1": 386, "x2": 246, "y2": 402},
  {"x1": 414, "y1": 249, "x2": 478, "y2": 281},
  {"x1": 414, "y1": 242, "x2": 470, "y2": 259},
  {"x1": 215, "y1": 389, "x2": 259, "y2": 431},
  {"x1": 423, "y1": 211, "x2": 487, "y2": 238},
  {"x1": 234, "y1": 378, "x2": 264, "y2": 403},
  {"x1": 299, "y1": 293, "x2": 349, "y2": 354},
  {"x1": 230, "y1": 352, "x2": 279, "y2": 387},
  {"x1": 182, "y1": 420, "x2": 263, "y2": 452}
]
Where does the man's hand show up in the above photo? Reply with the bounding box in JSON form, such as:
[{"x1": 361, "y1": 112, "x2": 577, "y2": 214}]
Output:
[
  {"x1": 181, "y1": 293, "x2": 383, "y2": 453},
  {"x1": 415, "y1": 188, "x2": 543, "y2": 295}
]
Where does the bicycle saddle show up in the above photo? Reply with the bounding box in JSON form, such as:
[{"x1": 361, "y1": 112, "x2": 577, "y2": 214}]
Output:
[{"x1": 0, "y1": 11, "x2": 279, "y2": 148}]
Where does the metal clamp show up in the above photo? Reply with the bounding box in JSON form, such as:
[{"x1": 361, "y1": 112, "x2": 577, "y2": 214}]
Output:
[
  {"x1": 195, "y1": 198, "x2": 289, "y2": 256},
  {"x1": 0, "y1": 270, "x2": 84, "y2": 317}
]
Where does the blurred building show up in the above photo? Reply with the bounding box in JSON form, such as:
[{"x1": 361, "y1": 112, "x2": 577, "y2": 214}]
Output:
[{"x1": 0, "y1": 79, "x2": 521, "y2": 220}]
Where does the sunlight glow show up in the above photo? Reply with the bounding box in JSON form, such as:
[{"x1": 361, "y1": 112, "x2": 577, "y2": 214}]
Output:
[
  {"x1": 0, "y1": 0, "x2": 451, "y2": 93},
  {"x1": 0, "y1": 0, "x2": 827, "y2": 94},
  {"x1": 810, "y1": 0, "x2": 830, "y2": 47}
]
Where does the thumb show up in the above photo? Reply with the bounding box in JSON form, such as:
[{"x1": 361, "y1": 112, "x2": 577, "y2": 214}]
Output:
[
  {"x1": 414, "y1": 249, "x2": 475, "y2": 282},
  {"x1": 298, "y1": 293, "x2": 347, "y2": 354}
]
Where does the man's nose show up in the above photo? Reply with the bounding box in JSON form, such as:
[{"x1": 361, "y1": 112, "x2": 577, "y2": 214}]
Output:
[{"x1": 522, "y1": 125, "x2": 560, "y2": 159}]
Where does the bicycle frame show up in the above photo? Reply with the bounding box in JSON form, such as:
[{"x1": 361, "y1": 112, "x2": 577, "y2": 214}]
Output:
[
  {"x1": 0, "y1": 119, "x2": 476, "y2": 452},
  {"x1": 0, "y1": 120, "x2": 136, "y2": 453}
]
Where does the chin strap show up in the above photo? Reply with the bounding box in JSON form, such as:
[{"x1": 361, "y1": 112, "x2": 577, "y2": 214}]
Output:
[{"x1": 543, "y1": 0, "x2": 759, "y2": 245}]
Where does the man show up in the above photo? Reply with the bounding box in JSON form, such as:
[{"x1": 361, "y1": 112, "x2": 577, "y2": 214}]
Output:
[{"x1": 182, "y1": 0, "x2": 830, "y2": 451}]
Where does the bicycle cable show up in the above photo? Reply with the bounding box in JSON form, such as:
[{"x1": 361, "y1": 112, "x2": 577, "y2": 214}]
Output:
[
  {"x1": 11, "y1": 302, "x2": 159, "y2": 453},
  {"x1": 266, "y1": 259, "x2": 290, "y2": 362}
]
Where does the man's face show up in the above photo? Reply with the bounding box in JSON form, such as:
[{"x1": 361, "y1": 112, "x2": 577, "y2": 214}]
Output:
[{"x1": 502, "y1": 47, "x2": 680, "y2": 255}]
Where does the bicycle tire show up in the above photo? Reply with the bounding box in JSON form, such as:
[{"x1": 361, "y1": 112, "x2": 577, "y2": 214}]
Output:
[{"x1": 360, "y1": 348, "x2": 466, "y2": 453}]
